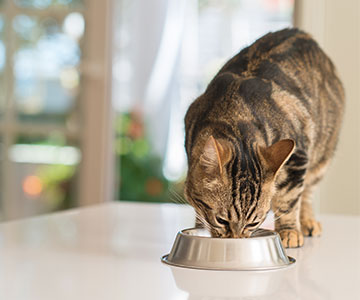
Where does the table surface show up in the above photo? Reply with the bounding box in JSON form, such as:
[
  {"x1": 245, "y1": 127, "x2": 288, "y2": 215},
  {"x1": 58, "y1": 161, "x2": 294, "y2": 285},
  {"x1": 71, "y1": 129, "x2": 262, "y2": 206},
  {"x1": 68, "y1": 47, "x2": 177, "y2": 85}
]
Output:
[{"x1": 0, "y1": 201, "x2": 359, "y2": 300}]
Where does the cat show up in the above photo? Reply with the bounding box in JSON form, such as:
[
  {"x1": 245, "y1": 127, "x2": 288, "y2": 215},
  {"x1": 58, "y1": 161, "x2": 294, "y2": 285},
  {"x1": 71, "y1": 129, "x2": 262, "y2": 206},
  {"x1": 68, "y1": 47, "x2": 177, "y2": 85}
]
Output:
[{"x1": 183, "y1": 28, "x2": 344, "y2": 248}]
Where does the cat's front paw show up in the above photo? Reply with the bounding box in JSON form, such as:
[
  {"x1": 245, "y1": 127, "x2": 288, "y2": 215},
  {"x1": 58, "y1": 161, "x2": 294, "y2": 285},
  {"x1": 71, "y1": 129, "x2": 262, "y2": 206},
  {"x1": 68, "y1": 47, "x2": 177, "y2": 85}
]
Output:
[
  {"x1": 301, "y1": 219, "x2": 322, "y2": 237},
  {"x1": 278, "y1": 229, "x2": 304, "y2": 248}
]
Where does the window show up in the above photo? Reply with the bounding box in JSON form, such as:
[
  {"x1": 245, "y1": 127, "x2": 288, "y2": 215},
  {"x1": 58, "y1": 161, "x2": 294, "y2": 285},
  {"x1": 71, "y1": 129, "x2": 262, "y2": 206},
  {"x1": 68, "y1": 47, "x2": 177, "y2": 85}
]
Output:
[
  {"x1": 0, "y1": 0, "x2": 113, "y2": 220},
  {"x1": 113, "y1": 0, "x2": 294, "y2": 203}
]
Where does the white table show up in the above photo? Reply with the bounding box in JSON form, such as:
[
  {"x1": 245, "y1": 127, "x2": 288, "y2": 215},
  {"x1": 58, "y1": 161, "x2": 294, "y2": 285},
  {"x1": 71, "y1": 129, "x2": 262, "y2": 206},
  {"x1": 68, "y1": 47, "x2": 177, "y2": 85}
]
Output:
[{"x1": 0, "y1": 202, "x2": 359, "y2": 300}]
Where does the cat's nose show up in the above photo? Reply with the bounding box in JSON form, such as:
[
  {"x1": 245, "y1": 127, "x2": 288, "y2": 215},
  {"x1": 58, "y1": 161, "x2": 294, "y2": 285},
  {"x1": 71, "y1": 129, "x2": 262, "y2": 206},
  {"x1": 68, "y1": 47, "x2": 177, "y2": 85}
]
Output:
[
  {"x1": 241, "y1": 230, "x2": 252, "y2": 238},
  {"x1": 229, "y1": 227, "x2": 252, "y2": 238},
  {"x1": 228, "y1": 223, "x2": 252, "y2": 238}
]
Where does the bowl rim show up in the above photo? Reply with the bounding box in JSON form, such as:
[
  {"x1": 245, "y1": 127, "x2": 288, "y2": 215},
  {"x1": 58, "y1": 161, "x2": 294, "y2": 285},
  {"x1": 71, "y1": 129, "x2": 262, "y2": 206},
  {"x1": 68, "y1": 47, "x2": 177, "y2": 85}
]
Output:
[
  {"x1": 161, "y1": 254, "x2": 296, "y2": 271},
  {"x1": 178, "y1": 227, "x2": 278, "y2": 240}
]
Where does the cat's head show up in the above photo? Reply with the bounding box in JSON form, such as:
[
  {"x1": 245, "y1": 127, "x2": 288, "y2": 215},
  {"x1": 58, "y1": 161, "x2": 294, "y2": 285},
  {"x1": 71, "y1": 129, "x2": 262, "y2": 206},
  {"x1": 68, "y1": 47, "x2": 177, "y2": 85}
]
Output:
[{"x1": 184, "y1": 135, "x2": 295, "y2": 238}]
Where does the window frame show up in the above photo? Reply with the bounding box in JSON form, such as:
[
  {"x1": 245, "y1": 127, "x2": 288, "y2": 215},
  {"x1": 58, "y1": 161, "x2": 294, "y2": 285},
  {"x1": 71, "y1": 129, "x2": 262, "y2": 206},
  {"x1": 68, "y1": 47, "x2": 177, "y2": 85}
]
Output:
[{"x1": 0, "y1": 0, "x2": 114, "y2": 220}]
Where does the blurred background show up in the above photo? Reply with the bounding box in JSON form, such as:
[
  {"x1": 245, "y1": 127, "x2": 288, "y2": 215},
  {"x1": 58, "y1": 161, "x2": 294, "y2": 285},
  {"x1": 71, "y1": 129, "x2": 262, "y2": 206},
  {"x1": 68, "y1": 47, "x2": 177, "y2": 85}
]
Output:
[{"x1": 0, "y1": 0, "x2": 358, "y2": 221}]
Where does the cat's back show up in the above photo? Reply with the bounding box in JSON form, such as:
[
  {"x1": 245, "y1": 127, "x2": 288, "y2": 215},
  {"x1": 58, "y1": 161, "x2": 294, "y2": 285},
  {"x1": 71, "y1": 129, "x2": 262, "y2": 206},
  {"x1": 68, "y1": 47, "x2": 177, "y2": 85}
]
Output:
[
  {"x1": 185, "y1": 29, "x2": 320, "y2": 132},
  {"x1": 186, "y1": 28, "x2": 332, "y2": 121},
  {"x1": 219, "y1": 28, "x2": 340, "y2": 87},
  {"x1": 185, "y1": 28, "x2": 344, "y2": 159},
  {"x1": 219, "y1": 28, "x2": 311, "y2": 74}
]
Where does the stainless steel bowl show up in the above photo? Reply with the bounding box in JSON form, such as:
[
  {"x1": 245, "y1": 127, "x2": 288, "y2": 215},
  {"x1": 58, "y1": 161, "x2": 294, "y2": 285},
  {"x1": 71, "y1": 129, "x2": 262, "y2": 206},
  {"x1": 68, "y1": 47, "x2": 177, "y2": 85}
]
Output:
[{"x1": 161, "y1": 228, "x2": 295, "y2": 271}]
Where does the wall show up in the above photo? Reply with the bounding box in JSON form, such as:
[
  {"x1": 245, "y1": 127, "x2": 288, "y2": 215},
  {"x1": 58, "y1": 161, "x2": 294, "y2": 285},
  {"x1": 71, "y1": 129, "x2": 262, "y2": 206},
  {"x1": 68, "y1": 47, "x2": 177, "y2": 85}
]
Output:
[{"x1": 295, "y1": 0, "x2": 360, "y2": 215}]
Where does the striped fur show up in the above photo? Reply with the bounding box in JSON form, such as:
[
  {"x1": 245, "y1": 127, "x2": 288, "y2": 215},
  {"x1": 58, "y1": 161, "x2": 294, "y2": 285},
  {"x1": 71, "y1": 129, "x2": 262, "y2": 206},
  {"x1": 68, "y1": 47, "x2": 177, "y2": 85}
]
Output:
[{"x1": 184, "y1": 28, "x2": 344, "y2": 247}]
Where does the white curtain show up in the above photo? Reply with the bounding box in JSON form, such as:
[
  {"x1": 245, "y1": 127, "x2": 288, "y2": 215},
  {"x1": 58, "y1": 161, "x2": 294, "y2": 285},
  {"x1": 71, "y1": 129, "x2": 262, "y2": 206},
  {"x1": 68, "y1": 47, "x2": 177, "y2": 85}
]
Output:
[{"x1": 112, "y1": 0, "x2": 294, "y2": 182}]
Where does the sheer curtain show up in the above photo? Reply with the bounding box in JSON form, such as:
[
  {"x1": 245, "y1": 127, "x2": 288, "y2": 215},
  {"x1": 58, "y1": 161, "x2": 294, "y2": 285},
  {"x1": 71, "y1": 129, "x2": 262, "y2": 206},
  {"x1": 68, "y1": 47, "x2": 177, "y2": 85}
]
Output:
[
  {"x1": 113, "y1": 0, "x2": 190, "y2": 182},
  {"x1": 113, "y1": 0, "x2": 294, "y2": 189}
]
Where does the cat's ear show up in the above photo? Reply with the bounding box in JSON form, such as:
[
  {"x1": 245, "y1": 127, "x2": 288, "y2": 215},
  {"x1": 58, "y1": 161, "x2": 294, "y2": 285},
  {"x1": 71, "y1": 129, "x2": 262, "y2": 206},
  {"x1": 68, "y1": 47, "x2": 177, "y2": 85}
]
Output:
[
  {"x1": 200, "y1": 136, "x2": 232, "y2": 175},
  {"x1": 259, "y1": 139, "x2": 295, "y2": 176}
]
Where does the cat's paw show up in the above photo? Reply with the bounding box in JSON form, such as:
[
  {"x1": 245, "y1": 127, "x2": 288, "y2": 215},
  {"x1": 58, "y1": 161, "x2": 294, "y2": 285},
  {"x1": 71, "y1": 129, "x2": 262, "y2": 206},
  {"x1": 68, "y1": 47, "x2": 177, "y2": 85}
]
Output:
[
  {"x1": 278, "y1": 229, "x2": 304, "y2": 248},
  {"x1": 301, "y1": 219, "x2": 322, "y2": 237}
]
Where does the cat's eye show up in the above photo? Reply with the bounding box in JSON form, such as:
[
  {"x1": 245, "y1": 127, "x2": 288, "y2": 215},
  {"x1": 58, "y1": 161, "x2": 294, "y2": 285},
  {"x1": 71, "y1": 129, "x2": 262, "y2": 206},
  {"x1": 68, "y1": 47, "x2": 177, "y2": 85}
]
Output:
[
  {"x1": 245, "y1": 221, "x2": 260, "y2": 228},
  {"x1": 216, "y1": 217, "x2": 229, "y2": 226}
]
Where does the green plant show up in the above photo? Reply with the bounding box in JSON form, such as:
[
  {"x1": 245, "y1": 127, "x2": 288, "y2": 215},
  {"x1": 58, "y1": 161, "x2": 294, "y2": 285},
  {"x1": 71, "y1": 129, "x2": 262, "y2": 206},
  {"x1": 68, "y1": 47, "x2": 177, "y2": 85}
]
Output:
[{"x1": 115, "y1": 112, "x2": 171, "y2": 202}]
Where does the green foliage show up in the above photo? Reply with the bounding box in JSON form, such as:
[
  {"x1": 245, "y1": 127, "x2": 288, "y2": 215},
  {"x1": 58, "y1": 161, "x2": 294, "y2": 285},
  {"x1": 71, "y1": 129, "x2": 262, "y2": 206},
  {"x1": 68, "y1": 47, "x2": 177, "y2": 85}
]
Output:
[
  {"x1": 38, "y1": 164, "x2": 75, "y2": 209},
  {"x1": 115, "y1": 112, "x2": 171, "y2": 203}
]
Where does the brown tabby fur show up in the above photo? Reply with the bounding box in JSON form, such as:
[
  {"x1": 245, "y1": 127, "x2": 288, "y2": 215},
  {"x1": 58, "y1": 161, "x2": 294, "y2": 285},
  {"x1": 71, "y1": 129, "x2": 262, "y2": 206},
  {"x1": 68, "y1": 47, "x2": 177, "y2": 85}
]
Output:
[{"x1": 184, "y1": 28, "x2": 344, "y2": 248}]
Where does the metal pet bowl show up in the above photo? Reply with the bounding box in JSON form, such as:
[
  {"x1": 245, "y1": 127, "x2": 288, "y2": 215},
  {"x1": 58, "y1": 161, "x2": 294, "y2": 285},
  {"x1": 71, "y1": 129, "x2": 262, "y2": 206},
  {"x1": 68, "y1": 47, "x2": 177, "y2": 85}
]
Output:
[{"x1": 161, "y1": 228, "x2": 295, "y2": 271}]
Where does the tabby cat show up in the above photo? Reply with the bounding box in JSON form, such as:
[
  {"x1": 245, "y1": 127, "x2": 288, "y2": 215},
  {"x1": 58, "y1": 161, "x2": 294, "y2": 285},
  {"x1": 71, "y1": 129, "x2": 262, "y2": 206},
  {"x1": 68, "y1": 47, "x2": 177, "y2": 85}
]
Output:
[{"x1": 184, "y1": 28, "x2": 344, "y2": 248}]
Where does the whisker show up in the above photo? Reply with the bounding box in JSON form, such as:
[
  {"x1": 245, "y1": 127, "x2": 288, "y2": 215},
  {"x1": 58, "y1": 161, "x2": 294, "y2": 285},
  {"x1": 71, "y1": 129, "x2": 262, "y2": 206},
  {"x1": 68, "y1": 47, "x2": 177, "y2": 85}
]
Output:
[
  {"x1": 168, "y1": 194, "x2": 182, "y2": 205},
  {"x1": 196, "y1": 213, "x2": 211, "y2": 232},
  {"x1": 169, "y1": 188, "x2": 188, "y2": 205}
]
